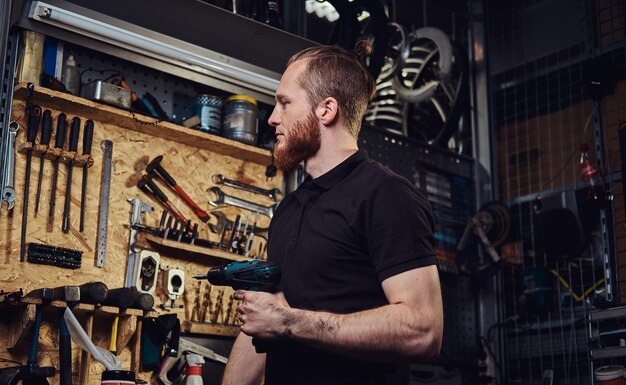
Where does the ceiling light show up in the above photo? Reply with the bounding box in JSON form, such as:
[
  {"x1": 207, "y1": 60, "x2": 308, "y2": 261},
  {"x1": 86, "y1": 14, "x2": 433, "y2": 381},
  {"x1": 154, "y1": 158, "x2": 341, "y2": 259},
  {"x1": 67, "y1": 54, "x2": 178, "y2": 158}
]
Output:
[{"x1": 28, "y1": 1, "x2": 280, "y2": 96}]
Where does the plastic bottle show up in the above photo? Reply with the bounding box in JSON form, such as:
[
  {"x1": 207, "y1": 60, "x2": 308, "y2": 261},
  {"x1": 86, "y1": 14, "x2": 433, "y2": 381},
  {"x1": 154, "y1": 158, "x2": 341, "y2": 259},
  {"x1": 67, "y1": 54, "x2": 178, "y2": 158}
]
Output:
[
  {"x1": 579, "y1": 143, "x2": 605, "y2": 204},
  {"x1": 184, "y1": 353, "x2": 205, "y2": 385},
  {"x1": 61, "y1": 55, "x2": 80, "y2": 96},
  {"x1": 257, "y1": 0, "x2": 281, "y2": 28}
]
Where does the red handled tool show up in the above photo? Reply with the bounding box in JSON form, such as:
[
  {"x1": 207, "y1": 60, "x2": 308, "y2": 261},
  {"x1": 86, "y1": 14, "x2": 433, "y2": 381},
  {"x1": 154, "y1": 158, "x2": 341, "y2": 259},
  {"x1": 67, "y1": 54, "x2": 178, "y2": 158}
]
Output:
[
  {"x1": 137, "y1": 174, "x2": 188, "y2": 223},
  {"x1": 146, "y1": 155, "x2": 209, "y2": 222}
]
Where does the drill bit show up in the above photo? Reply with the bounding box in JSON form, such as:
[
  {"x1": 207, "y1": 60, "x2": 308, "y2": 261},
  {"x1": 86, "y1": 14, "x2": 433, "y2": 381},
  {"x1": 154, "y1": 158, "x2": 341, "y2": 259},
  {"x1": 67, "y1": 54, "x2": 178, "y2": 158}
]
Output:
[
  {"x1": 79, "y1": 120, "x2": 94, "y2": 232},
  {"x1": 34, "y1": 110, "x2": 53, "y2": 214}
]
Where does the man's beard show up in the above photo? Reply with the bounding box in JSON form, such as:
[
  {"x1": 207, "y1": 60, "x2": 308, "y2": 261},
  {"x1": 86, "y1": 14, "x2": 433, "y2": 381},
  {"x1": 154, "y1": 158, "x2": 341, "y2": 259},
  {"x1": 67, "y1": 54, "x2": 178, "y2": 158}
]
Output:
[{"x1": 274, "y1": 113, "x2": 321, "y2": 172}]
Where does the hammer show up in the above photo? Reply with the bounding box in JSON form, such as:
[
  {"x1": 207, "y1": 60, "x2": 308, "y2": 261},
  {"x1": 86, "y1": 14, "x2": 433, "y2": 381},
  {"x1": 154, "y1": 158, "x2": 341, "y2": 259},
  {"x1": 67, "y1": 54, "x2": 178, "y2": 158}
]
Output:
[
  {"x1": 147, "y1": 155, "x2": 210, "y2": 222},
  {"x1": 137, "y1": 174, "x2": 188, "y2": 224}
]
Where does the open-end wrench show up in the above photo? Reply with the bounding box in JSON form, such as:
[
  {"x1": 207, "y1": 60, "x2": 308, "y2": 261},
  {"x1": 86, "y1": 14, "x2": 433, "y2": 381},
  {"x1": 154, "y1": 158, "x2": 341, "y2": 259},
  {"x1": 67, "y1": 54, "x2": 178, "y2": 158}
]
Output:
[
  {"x1": 212, "y1": 174, "x2": 282, "y2": 202},
  {"x1": 208, "y1": 187, "x2": 277, "y2": 218},
  {"x1": 1, "y1": 121, "x2": 19, "y2": 210}
]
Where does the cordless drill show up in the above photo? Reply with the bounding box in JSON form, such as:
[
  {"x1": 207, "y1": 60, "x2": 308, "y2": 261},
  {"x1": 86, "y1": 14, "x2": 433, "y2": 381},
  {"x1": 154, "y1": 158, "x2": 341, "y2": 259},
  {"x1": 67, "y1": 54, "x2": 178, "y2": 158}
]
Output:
[
  {"x1": 193, "y1": 260, "x2": 281, "y2": 291},
  {"x1": 194, "y1": 260, "x2": 281, "y2": 353}
]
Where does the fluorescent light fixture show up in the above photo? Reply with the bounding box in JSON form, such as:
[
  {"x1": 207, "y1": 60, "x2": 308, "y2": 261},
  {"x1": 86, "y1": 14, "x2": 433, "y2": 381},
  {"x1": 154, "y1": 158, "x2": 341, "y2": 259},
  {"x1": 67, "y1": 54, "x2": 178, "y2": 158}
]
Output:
[
  {"x1": 28, "y1": 1, "x2": 279, "y2": 96},
  {"x1": 304, "y1": 0, "x2": 370, "y2": 23}
]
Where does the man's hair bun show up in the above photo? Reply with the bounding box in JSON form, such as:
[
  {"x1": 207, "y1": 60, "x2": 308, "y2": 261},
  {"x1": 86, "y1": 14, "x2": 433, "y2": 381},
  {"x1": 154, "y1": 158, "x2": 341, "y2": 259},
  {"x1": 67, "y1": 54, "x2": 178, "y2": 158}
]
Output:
[{"x1": 353, "y1": 40, "x2": 373, "y2": 66}]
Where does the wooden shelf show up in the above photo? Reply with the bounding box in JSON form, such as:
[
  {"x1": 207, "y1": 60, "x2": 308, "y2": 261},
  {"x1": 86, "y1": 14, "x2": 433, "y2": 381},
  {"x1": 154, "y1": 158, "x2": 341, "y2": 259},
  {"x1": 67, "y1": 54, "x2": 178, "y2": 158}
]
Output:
[
  {"x1": 19, "y1": 297, "x2": 158, "y2": 317},
  {"x1": 183, "y1": 321, "x2": 240, "y2": 337},
  {"x1": 13, "y1": 83, "x2": 273, "y2": 164},
  {"x1": 143, "y1": 233, "x2": 253, "y2": 263},
  {"x1": 6, "y1": 300, "x2": 156, "y2": 351}
]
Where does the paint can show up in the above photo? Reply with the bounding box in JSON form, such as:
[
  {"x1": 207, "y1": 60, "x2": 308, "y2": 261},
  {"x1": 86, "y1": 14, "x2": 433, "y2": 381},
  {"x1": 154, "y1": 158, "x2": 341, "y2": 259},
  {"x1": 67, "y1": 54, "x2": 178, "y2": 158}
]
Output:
[
  {"x1": 222, "y1": 95, "x2": 258, "y2": 145},
  {"x1": 194, "y1": 94, "x2": 223, "y2": 135}
]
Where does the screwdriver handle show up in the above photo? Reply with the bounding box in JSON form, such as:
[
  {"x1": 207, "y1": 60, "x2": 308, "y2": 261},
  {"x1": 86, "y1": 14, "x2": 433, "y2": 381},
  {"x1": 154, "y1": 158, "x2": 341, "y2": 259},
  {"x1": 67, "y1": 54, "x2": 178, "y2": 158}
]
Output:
[
  {"x1": 82, "y1": 120, "x2": 94, "y2": 155},
  {"x1": 41, "y1": 110, "x2": 53, "y2": 145},
  {"x1": 27, "y1": 105, "x2": 42, "y2": 143},
  {"x1": 54, "y1": 113, "x2": 67, "y2": 149},
  {"x1": 68, "y1": 117, "x2": 81, "y2": 152}
]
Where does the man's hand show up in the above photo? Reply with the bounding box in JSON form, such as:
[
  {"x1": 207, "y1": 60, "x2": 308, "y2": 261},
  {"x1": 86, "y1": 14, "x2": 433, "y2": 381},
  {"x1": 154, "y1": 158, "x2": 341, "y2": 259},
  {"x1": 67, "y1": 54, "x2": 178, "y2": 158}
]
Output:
[{"x1": 233, "y1": 290, "x2": 291, "y2": 339}]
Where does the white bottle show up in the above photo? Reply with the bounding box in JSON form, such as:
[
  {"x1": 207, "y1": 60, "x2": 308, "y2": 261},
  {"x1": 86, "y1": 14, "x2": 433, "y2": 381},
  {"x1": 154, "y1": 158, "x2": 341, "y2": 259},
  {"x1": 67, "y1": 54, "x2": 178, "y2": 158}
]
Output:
[
  {"x1": 61, "y1": 55, "x2": 80, "y2": 95},
  {"x1": 184, "y1": 353, "x2": 205, "y2": 385}
]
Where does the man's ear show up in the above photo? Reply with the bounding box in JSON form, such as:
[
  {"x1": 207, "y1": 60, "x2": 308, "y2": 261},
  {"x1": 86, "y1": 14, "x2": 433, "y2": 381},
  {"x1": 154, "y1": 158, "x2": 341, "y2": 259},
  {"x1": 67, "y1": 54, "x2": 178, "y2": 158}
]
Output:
[{"x1": 316, "y1": 97, "x2": 338, "y2": 126}]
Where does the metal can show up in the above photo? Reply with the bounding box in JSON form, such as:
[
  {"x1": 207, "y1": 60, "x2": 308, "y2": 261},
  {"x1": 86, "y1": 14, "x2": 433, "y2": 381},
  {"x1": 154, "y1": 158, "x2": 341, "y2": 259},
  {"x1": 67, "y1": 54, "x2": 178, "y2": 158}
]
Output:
[
  {"x1": 222, "y1": 95, "x2": 258, "y2": 145},
  {"x1": 194, "y1": 94, "x2": 223, "y2": 135}
]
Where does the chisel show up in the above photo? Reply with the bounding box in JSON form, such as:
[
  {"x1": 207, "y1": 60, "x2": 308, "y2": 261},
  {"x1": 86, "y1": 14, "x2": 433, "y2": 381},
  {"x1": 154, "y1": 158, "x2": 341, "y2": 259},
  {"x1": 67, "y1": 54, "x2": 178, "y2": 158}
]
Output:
[
  {"x1": 19, "y1": 105, "x2": 41, "y2": 262},
  {"x1": 34, "y1": 109, "x2": 53, "y2": 214},
  {"x1": 62, "y1": 117, "x2": 81, "y2": 233},
  {"x1": 49, "y1": 113, "x2": 67, "y2": 219},
  {"x1": 79, "y1": 120, "x2": 94, "y2": 232}
]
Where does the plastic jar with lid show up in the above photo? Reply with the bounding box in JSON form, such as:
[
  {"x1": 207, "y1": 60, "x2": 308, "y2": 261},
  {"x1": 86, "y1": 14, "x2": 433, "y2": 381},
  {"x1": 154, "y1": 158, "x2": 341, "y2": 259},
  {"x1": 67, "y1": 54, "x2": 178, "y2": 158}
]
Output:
[
  {"x1": 222, "y1": 95, "x2": 258, "y2": 145},
  {"x1": 595, "y1": 365, "x2": 625, "y2": 385}
]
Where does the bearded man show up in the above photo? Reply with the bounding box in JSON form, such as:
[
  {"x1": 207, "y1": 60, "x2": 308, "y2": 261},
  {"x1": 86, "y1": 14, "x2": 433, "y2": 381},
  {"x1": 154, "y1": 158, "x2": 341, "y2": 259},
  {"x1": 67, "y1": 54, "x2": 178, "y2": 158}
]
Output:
[{"x1": 222, "y1": 41, "x2": 443, "y2": 385}]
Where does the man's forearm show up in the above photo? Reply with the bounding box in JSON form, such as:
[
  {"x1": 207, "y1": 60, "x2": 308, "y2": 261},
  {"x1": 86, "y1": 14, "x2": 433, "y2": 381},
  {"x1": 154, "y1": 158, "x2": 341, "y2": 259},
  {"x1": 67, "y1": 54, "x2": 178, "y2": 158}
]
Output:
[
  {"x1": 222, "y1": 333, "x2": 265, "y2": 385},
  {"x1": 282, "y1": 302, "x2": 441, "y2": 361}
]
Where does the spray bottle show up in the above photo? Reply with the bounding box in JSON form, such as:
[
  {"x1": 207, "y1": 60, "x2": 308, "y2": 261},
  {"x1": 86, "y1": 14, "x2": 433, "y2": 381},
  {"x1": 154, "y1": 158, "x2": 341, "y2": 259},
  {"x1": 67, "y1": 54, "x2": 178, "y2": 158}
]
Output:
[
  {"x1": 184, "y1": 353, "x2": 205, "y2": 385},
  {"x1": 61, "y1": 55, "x2": 80, "y2": 95}
]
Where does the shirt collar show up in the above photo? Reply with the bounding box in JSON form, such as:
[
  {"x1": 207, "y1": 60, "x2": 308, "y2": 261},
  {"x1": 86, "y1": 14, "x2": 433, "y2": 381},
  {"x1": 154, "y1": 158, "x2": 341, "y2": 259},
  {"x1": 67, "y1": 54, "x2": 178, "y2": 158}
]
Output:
[
  {"x1": 311, "y1": 150, "x2": 368, "y2": 191},
  {"x1": 292, "y1": 150, "x2": 368, "y2": 206}
]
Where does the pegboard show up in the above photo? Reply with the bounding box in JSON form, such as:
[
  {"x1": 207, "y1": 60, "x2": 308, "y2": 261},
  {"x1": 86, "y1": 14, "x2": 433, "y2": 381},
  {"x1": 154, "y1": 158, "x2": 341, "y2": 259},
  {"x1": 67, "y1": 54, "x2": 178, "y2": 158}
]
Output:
[
  {"x1": 358, "y1": 125, "x2": 478, "y2": 367},
  {"x1": 58, "y1": 41, "x2": 275, "y2": 126},
  {"x1": 439, "y1": 273, "x2": 478, "y2": 365}
]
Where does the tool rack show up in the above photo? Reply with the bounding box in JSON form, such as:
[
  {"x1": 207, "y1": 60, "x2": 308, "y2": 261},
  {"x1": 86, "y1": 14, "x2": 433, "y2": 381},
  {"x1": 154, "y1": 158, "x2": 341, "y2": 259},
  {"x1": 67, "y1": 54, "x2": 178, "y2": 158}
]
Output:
[
  {"x1": 1, "y1": 296, "x2": 158, "y2": 385},
  {"x1": 1, "y1": 82, "x2": 281, "y2": 385}
]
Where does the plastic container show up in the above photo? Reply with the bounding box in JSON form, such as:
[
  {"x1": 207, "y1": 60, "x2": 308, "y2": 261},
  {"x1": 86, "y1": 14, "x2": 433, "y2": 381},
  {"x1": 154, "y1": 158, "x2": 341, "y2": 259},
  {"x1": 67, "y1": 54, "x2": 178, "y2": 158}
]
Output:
[
  {"x1": 61, "y1": 55, "x2": 80, "y2": 96},
  {"x1": 184, "y1": 353, "x2": 205, "y2": 385},
  {"x1": 595, "y1": 365, "x2": 625, "y2": 385},
  {"x1": 222, "y1": 94, "x2": 258, "y2": 145},
  {"x1": 579, "y1": 143, "x2": 605, "y2": 204},
  {"x1": 194, "y1": 94, "x2": 223, "y2": 135},
  {"x1": 101, "y1": 370, "x2": 135, "y2": 385}
]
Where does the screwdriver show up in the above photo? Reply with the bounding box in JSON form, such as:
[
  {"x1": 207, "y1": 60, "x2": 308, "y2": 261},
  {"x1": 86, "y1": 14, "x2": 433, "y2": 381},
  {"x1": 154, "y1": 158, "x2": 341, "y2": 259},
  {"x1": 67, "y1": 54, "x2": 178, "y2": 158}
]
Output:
[
  {"x1": 62, "y1": 117, "x2": 81, "y2": 233},
  {"x1": 48, "y1": 113, "x2": 67, "y2": 219},
  {"x1": 20, "y1": 105, "x2": 42, "y2": 262},
  {"x1": 34, "y1": 110, "x2": 53, "y2": 214},
  {"x1": 79, "y1": 120, "x2": 94, "y2": 232}
]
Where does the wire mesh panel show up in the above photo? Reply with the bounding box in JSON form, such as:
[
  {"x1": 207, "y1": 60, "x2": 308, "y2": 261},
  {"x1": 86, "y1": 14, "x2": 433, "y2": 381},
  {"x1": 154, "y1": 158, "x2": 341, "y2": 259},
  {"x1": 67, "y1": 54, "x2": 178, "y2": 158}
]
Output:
[{"x1": 486, "y1": 0, "x2": 622, "y2": 383}]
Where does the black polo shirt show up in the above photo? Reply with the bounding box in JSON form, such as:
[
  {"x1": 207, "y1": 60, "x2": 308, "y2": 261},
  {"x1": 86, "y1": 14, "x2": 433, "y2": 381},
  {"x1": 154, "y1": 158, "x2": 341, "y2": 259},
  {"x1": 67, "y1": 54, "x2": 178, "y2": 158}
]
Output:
[{"x1": 265, "y1": 150, "x2": 436, "y2": 385}]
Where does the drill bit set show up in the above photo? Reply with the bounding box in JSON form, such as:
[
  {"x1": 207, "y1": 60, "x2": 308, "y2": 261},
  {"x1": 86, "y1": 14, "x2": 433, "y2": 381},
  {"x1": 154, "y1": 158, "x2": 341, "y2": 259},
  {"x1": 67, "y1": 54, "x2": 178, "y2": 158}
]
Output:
[{"x1": 189, "y1": 281, "x2": 240, "y2": 326}]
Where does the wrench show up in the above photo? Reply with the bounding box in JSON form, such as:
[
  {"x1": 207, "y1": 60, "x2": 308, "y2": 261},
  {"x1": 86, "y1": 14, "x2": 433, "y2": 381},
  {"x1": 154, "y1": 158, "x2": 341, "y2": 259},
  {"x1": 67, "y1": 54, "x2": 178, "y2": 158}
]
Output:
[
  {"x1": 208, "y1": 187, "x2": 277, "y2": 218},
  {"x1": 212, "y1": 174, "x2": 282, "y2": 202},
  {"x1": 1, "y1": 122, "x2": 19, "y2": 210},
  {"x1": 210, "y1": 211, "x2": 269, "y2": 239}
]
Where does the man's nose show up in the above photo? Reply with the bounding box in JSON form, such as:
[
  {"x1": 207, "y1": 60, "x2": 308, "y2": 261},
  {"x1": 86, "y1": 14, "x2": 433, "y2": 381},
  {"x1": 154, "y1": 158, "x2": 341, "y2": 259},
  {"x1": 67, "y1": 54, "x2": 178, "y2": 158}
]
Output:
[{"x1": 268, "y1": 106, "x2": 279, "y2": 127}]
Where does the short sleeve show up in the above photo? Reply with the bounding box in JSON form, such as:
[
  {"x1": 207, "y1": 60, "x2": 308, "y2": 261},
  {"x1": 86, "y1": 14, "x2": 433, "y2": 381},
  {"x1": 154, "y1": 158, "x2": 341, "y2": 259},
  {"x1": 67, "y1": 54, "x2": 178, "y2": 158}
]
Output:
[{"x1": 364, "y1": 175, "x2": 436, "y2": 282}]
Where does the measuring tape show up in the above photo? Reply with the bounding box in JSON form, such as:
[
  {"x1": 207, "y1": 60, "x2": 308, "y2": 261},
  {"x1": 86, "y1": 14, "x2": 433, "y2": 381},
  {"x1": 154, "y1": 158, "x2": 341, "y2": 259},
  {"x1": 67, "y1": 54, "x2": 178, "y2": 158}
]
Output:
[{"x1": 96, "y1": 140, "x2": 113, "y2": 267}]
